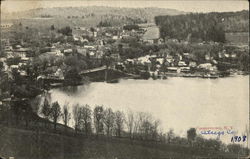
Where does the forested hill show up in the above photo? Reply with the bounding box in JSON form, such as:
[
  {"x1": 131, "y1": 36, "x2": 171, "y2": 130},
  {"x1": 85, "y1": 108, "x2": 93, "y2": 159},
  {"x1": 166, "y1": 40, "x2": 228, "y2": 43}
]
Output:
[
  {"x1": 155, "y1": 10, "x2": 249, "y2": 43},
  {"x1": 2, "y1": 6, "x2": 185, "y2": 26}
]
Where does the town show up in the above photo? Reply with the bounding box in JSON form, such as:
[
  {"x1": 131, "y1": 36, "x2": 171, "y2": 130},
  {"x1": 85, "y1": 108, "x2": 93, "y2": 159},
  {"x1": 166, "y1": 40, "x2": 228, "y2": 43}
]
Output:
[
  {"x1": 0, "y1": 18, "x2": 249, "y2": 90},
  {"x1": 0, "y1": 6, "x2": 249, "y2": 159}
]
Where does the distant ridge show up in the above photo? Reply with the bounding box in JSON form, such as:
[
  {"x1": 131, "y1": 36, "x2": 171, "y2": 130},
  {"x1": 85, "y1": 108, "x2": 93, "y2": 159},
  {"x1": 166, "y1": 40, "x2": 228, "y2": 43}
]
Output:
[{"x1": 2, "y1": 6, "x2": 186, "y2": 27}]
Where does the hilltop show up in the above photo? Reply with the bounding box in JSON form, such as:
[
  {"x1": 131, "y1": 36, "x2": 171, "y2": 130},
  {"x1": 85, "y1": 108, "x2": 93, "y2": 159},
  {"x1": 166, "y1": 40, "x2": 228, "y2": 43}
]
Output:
[{"x1": 2, "y1": 6, "x2": 186, "y2": 27}]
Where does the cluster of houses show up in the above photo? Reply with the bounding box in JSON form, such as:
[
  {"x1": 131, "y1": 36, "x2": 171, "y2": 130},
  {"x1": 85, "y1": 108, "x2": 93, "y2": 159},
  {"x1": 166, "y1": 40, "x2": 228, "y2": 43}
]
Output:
[
  {"x1": 123, "y1": 49, "x2": 238, "y2": 77},
  {"x1": 0, "y1": 40, "x2": 32, "y2": 78}
]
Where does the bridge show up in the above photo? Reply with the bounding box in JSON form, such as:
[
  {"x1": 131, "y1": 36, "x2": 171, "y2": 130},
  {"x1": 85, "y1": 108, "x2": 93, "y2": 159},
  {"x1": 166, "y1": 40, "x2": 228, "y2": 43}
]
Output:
[{"x1": 80, "y1": 66, "x2": 107, "y2": 75}]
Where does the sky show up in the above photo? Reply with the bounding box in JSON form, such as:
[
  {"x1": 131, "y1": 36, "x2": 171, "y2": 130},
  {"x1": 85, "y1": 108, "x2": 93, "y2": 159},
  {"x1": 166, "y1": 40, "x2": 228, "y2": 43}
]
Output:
[{"x1": 1, "y1": 0, "x2": 249, "y2": 13}]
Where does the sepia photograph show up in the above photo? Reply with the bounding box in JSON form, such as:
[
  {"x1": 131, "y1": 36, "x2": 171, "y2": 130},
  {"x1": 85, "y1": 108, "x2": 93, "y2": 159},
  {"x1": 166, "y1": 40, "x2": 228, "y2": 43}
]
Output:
[{"x1": 0, "y1": 0, "x2": 249, "y2": 158}]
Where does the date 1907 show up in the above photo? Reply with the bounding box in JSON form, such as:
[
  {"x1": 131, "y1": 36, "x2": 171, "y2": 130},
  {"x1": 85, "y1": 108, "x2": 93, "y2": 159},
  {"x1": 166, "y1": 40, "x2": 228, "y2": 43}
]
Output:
[{"x1": 231, "y1": 136, "x2": 247, "y2": 142}]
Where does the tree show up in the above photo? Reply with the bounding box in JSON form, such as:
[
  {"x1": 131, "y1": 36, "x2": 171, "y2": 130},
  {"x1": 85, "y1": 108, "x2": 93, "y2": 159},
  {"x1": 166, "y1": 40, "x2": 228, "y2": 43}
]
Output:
[
  {"x1": 151, "y1": 120, "x2": 160, "y2": 141},
  {"x1": 50, "y1": 102, "x2": 61, "y2": 131},
  {"x1": 114, "y1": 111, "x2": 124, "y2": 137},
  {"x1": 58, "y1": 26, "x2": 72, "y2": 36},
  {"x1": 93, "y1": 105, "x2": 104, "y2": 136},
  {"x1": 187, "y1": 128, "x2": 197, "y2": 145},
  {"x1": 73, "y1": 104, "x2": 81, "y2": 134},
  {"x1": 167, "y1": 129, "x2": 175, "y2": 143},
  {"x1": 103, "y1": 108, "x2": 115, "y2": 137},
  {"x1": 80, "y1": 105, "x2": 92, "y2": 136},
  {"x1": 64, "y1": 68, "x2": 82, "y2": 85},
  {"x1": 125, "y1": 110, "x2": 134, "y2": 139},
  {"x1": 50, "y1": 25, "x2": 55, "y2": 30},
  {"x1": 62, "y1": 103, "x2": 71, "y2": 129},
  {"x1": 41, "y1": 95, "x2": 51, "y2": 127}
]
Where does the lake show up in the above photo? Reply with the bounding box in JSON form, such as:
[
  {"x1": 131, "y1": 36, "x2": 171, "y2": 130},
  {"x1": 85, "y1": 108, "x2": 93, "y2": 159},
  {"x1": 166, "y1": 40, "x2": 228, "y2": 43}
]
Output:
[{"x1": 50, "y1": 75, "x2": 249, "y2": 145}]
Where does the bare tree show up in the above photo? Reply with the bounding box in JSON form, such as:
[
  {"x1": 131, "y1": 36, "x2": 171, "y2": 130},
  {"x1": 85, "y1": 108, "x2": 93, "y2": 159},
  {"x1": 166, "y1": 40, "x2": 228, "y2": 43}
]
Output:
[
  {"x1": 135, "y1": 112, "x2": 156, "y2": 141},
  {"x1": 80, "y1": 104, "x2": 92, "y2": 136},
  {"x1": 125, "y1": 110, "x2": 134, "y2": 139},
  {"x1": 187, "y1": 128, "x2": 197, "y2": 146},
  {"x1": 73, "y1": 104, "x2": 81, "y2": 134},
  {"x1": 62, "y1": 103, "x2": 71, "y2": 129},
  {"x1": 41, "y1": 95, "x2": 51, "y2": 128},
  {"x1": 114, "y1": 110, "x2": 124, "y2": 137},
  {"x1": 103, "y1": 108, "x2": 115, "y2": 137},
  {"x1": 93, "y1": 105, "x2": 104, "y2": 136},
  {"x1": 134, "y1": 112, "x2": 147, "y2": 139},
  {"x1": 50, "y1": 101, "x2": 61, "y2": 131},
  {"x1": 167, "y1": 129, "x2": 175, "y2": 144},
  {"x1": 151, "y1": 119, "x2": 160, "y2": 141}
]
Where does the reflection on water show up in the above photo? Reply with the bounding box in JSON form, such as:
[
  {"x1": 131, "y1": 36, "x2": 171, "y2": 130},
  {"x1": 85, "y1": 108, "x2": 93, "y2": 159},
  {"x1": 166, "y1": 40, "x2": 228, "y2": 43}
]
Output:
[{"x1": 50, "y1": 75, "x2": 249, "y2": 145}]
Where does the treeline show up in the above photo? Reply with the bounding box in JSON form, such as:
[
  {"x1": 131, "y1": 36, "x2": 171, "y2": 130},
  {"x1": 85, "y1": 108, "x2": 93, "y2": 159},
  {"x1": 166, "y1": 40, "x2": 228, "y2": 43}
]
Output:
[
  {"x1": 97, "y1": 16, "x2": 146, "y2": 27},
  {"x1": 40, "y1": 95, "x2": 163, "y2": 141},
  {"x1": 155, "y1": 10, "x2": 249, "y2": 43}
]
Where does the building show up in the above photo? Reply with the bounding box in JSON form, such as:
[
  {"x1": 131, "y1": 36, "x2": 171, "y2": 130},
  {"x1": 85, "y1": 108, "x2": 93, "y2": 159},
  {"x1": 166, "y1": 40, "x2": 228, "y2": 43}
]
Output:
[{"x1": 178, "y1": 61, "x2": 187, "y2": 67}]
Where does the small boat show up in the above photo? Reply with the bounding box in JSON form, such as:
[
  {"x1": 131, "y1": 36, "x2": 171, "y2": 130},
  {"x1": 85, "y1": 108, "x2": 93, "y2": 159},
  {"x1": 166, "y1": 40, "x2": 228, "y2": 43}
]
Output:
[
  {"x1": 182, "y1": 74, "x2": 198, "y2": 78},
  {"x1": 107, "y1": 79, "x2": 119, "y2": 83},
  {"x1": 162, "y1": 75, "x2": 168, "y2": 80},
  {"x1": 202, "y1": 74, "x2": 219, "y2": 79}
]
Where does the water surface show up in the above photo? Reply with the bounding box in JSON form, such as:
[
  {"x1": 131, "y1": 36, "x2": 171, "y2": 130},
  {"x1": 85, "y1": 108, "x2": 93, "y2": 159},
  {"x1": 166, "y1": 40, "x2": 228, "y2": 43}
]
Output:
[{"x1": 50, "y1": 76, "x2": 249, "y2": 145}]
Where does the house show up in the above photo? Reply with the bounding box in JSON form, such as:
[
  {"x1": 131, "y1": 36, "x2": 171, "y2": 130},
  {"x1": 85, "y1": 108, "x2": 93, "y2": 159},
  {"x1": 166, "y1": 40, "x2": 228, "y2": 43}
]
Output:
[
  {"x1": 64, "y1": 49, "x2": 73, "y2": 55},
  {"x1": 198, "y1": 63, "x2": 217, "y2": 71},
  {"x1": 15, "y1": 48, "x2": 30, "y2": 58},
  {"x1": 212, "y1": 60, "x2": 218, "y2": 65},
  {"x1": 205, "y1": 54, "x2": 211, "y2": 60},
  {"x1": 167, "y1": 67, "x2": 181, "y2": 73},
  {"x1": 15, "y1": 45, "x2": 22, "y2": 49},
  {"x1": 178, "y1": 61, "x2": 187, "y2": 67},
  {"x1": 138, "y1": 56, "x2": 151, "y2": 65},
  {"x1": 84, "y1": 45, "x2": 95, "y2": 50},
  {"x1": 20, "y1": 57, "x2": 30, "y2": 63},
  {"x1": 231, "y1": 53, "x2": 237, "y2": 58},
  {"x1": 224, "y1": 53, "x2": 230, "y2": 58},
  {"x1": 96, "y1": 51, "x2": 104, "y2": 59},
  {"x1": 54, "y1": 68, "x2": 64, "y2": 79},
  {"x1": 125, "y1": 59, "x2": 135, "y2": 65},
  {"x1": 81, "y1": 38, "x2": 89, "y2": 44},
  {"x1": 105, "y1": 33, "x2": 112, "y2": 37},
  {"x1": 89, "y1": 51, "x2": 95, "y2": 58},
  {"x1": 166, "y1": 56, "x2": 174, "y2": 66},
  {"x1": 77, "y1": 47, "x2": 87, "y2": 56},
  {"x1": 20, "y1": 70, "x2": 27, "y2": 76},
  {"x1": 156, "y1": 58, "x2": 164, "y2": 65},
  {"x1": 112, "y1": 36, "x2": 119, "y2": 40},
  {"x1": 183, "y1": 53, "x2": 190, "y2": 57},
  {"x1": 189, "y1": 61, "x2": 197, "y2": 67},
  {"x1": 180, "y1": 67, "x2": 190, "y2": 73},
  {"x1": 10, "y1": 65, "x2": 19, "y2": 71}
]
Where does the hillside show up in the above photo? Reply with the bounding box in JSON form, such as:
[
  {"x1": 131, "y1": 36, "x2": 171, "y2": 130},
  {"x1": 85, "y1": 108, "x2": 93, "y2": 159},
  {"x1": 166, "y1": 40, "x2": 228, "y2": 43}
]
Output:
[
  {"x1": 155, "y1": 10, "x2": 249, "y2": 43},
  {"x1": 0, "y1": 126, "x2": 241, "y2": 159},
  {"x1": 2, "y1": 6, "x2": 185, "y2": 28}
]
